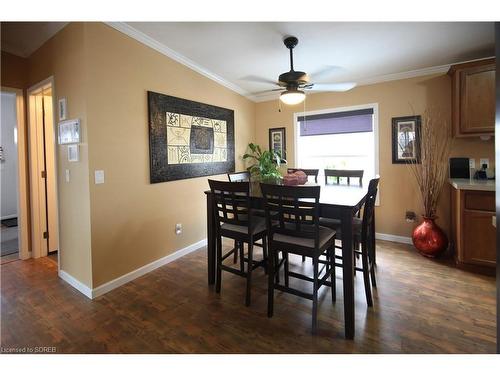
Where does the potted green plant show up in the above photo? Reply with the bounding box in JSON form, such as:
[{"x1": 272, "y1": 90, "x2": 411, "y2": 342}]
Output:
[{"x1": 243, "y1": 143, "x2": 286, "y2": 183}]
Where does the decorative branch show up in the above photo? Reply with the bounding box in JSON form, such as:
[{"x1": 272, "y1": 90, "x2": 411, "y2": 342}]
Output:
[{"x1": 404, "y1": 108, "x2": 452, "y2": 218}]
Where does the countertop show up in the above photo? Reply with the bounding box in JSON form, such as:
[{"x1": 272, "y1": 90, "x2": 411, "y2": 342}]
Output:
[{"x1": 448, "y1": 178, "x2": 495, "y2": 192}]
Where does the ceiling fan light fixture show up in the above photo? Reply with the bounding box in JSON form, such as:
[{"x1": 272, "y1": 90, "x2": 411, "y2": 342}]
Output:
[{"x1": 280, "y1": 89, "x2": 305, "y2": 105}]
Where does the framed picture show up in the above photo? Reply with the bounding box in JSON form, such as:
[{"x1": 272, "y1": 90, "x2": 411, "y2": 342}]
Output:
[
  {"x1": 268, "y1": 127, "x2": 286, "y2": 160},
  {"x1": 58, "y1": 98, "x2": 67, "y2": 121},
  {"x1": 392, "y1": 115, "x2": 421, "y2": 164},
  {"x1": 148, "y1": 91, "x2": 235, "y2": 183},
  {"x1": 58, "y1": 119, "x2": 80, "y2": 145}
]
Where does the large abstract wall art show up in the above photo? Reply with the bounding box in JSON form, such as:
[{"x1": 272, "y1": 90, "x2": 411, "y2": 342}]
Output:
[{"x1": 148, "y1": 91, "x2": 235, "y2": 183}]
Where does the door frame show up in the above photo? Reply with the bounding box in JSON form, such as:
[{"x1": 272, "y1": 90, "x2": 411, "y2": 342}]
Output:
[
  {"x1": 27, "y1": 76, "x2": 60, "y2": 266},
  {"x1": 1, "y1": 86, "x2": 30, "y2": 260}
]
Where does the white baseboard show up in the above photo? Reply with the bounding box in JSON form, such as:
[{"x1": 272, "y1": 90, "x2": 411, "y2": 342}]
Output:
[
  {"x1": 58, "y1": 270, "x2": 93, "y2": 299},
  {"x1": 60, "y1": 233, "x2": 407, "y2": 299},
  {"x1": 91, "y1": 238, "x2": 207, "y2": 299},
  {"x1": 376, "y1": 232, "x2": 413, "y2": 245}
]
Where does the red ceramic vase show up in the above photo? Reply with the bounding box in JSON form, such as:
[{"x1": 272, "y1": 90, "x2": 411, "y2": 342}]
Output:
[{"x1": 412, "y1": 216, "x2": 448, "y2": 258}]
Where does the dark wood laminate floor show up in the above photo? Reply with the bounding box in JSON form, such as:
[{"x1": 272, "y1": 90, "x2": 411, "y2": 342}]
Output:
[{"x1": 0, "y1": 240, "x2": 496, "y2": 353}]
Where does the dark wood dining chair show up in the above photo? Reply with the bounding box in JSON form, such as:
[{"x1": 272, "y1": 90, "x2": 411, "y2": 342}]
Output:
[
  {"x1": 227, "y1": 171, "x2": 265, "y2": 265},
  {"x1": 320, "y1": 169, "x2": 365, "y2": 232},
  {"x1": 209, "y1": 179, "x2": 268, "y2": 306},
  {"x1": 332, "y1": 177, "x2": 379, "y2": 306},
  {"x1": 287, "y1": 168, "x2": 319, "y2": 183},
  {"x1": 261, "y1": 183, "x2": 336, "y2": 334},
  {"x1": 324, "y1": 169, "x2": 364, "y2": 186}
]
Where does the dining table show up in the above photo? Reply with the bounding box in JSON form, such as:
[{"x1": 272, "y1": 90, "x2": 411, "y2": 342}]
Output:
[{"x1": 204, "y1": 181, "x2": 373, "y2": 339}]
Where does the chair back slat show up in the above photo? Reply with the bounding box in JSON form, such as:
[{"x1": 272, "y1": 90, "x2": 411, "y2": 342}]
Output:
[
  {"x1": 209, "y1": 180, "x2": 254, "y2": 231},
  {"x1": 361, "y1": 177, "x2": 380, "y2": 241},
  {"x1": 228, "y1": 171, "x2": 250, "y2": 182},
  {"x1": 324, "y1": 169, "x2": 364, "y2": 186},
  {"x1": 261, "y1": 184, "x2": 321, "y2": 247},
  {"x1": 287, "y1": 168, "x2": 319, "y2": 183}
]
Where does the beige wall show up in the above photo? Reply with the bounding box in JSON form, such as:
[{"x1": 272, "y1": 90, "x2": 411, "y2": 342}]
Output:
[
  {"x1": 84, "y1": 23, "x2": 255, "y2": 287},
  {"x1": 27, "y1": 23, "x2": 93, "y2": 286},
  {"x1": 255, "y1": 74, "x2": 495, "y2": 237},
  {"x1": 5, "y1": 22, "x2": 494, "y2": 290},
  {"x1": 1, "y1": 51, "x2": 29, "y2": 89},
  {"x1": 3, "y1": 22, "x2": 255, "y2": 289}
]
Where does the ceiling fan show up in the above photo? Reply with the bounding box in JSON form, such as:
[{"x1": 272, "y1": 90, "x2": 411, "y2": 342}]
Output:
[{"x1": 248, "y1": 36, "x2": 356, "y2": 105}]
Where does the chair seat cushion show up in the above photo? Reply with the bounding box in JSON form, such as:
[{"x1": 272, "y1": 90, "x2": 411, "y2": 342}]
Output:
[
  {"x1": 221, "y1": 216, "x2": 267, "y2": 236},
  {"x1": 273, "y1": 225, "x2": 336, "y2": 249},
  {"x1": 335, "y1": 217, "x2": 362, "y2": 238},
  {"x1": 318, "y1": 217, "x2": 341, "y2": 229}
]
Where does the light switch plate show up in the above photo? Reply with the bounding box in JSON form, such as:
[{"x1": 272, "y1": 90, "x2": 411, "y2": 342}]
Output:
[
  {"x1": 65, "y1": 169, "x2": 70, "y2": 183},
  {"x1": 479, "y1": 158, "x2": 489, "y2": 169},
  {"x1": 95, "y1": 170, "x2": 105, "y2": 184},
  {"x1": 469, "y1": 159, "x2": 475, "y2": 169}
]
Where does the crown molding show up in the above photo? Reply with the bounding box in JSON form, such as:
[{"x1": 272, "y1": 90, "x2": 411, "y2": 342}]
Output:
[
  {"x1": 105, "y1": 22, "x2": 251, "y2": 99},
  {"x1": 250, "y1": 64, "x2": 453, "y2": 103},
  {"x1": 104, "y1": 23, "x2": 494, "y2": 105},
  {"x1": 355, "y1": 64, "x2": 451, "y2": 86}
]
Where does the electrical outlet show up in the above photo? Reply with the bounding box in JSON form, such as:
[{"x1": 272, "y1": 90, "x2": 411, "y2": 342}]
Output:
[
  {"x1": 479, "y1": 158, "x2": 489, "y2": 169},
  {"x1": 469, "y1": 159, "x2": 476, "y2": 169},
  {"x1": 175, "y1": 223, "x2": 182, "y2": 235},
  {"x1": 405, "y1": 211, "x2": 416, "y2": 222}
]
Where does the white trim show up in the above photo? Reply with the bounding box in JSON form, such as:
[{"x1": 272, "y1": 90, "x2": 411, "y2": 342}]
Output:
[
  {"x1": 375, "y1": 232, "x2": 413, "y2": 245},
  {"x1": 252, "y1": 57, "x2": 494, "y2": 102},
  {"x1": 355, "y1": 64, "x2": 450, "y2": 87},
  {"x1": 100, "y1": 24, "x2": 496, "y2": 104},
  {"x1": 90, "y1": 238, "x2": 207, "y2": 299},
  {"x1": 58, "y1": 270, "x2": 93, "y2": 299},
  {"x1": 105, "y1": 22, "x2": 251, "y2": 98}
]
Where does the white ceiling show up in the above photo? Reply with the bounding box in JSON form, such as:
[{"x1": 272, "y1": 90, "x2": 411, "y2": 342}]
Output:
[
  {"x1": 1, "y1": 22, "x2": 494, "y2": 102},
  {"x1": 1, "y1": 22, "x2": 68, "y2": 57},
  {"x1": 122, "y1": 22, "x2": 495, "y2": 101}
]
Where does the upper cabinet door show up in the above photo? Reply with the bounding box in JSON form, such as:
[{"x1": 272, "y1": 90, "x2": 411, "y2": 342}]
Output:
[
  {"x1": 449, "y1": 58, "x2": 495, "y2": 137},
  {"x1": 460, "y1": 65, "x2": 495, "y2": 134}
]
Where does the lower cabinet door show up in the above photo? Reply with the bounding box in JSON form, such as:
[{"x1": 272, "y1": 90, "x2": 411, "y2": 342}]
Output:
[{"x1": 463, "y1": 210, "x2": 496, "y2": 267}]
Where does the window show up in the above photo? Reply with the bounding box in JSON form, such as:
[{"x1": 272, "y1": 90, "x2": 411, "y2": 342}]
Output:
[{"x1": 295, "y1": 104, "x2": 379, "y2": 187}]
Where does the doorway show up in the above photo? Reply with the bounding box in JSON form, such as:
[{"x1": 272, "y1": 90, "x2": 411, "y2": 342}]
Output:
[
  {"x1": 1, "y1": 91, "x2": 20, "y2": 262},
  {"x1": 1, "y1": 87, "x2": 29, "y2": 264},
  {"x1": 27, "y1": 78, "x2": 59, "y2": 261}
]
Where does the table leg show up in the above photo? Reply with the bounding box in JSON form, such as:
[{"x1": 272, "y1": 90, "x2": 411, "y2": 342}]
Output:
[
  {"x1": 341, "y1": 208, "x2": 355, "y2": 339},
  {"x1": 207, "y1": 193, "x2": 215, "y2": 285},
  {"x1": 371, "y1": 208, "x2": 376, "y2": 265}
]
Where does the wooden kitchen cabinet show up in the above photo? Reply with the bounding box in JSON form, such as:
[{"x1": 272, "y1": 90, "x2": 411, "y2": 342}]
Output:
[
  {"x1": 450, "y1": 187, "x2": 496, "y2": 274},
  {"x1": 448, "y1": 58, "x2": 495, "y2": 137}
]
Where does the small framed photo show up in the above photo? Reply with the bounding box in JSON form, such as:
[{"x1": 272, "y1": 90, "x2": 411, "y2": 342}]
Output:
[
  {"x1": 58, "y1": 119, "x2": 80, "y2": 145},
  {"x1": 392, "y1": 115, "x2": 421, "y2": 164},
  {"x1": 67, "y1": 144, "x2": 79, "y2": 162},
  {"x1": 58, "y1": 98, "x2": 67, "y2": 121},
  {"x1": 269, "y1": 127, "x2": 286, "y2": 160}
]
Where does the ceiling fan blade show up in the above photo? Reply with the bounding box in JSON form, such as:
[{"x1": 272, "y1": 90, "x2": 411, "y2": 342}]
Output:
[
  {"x1": 305, "y1": 82, "x2": 357, "y2": 92},
  {"x1": 309, "y1": 65, "x2": 345, "y2": 82},
  {"x1": 239, "y1": 75, "x2": 278, "y2": 85},
  {"x1": 249, "y1": 88, "x2": 284, "y2": 96}
]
